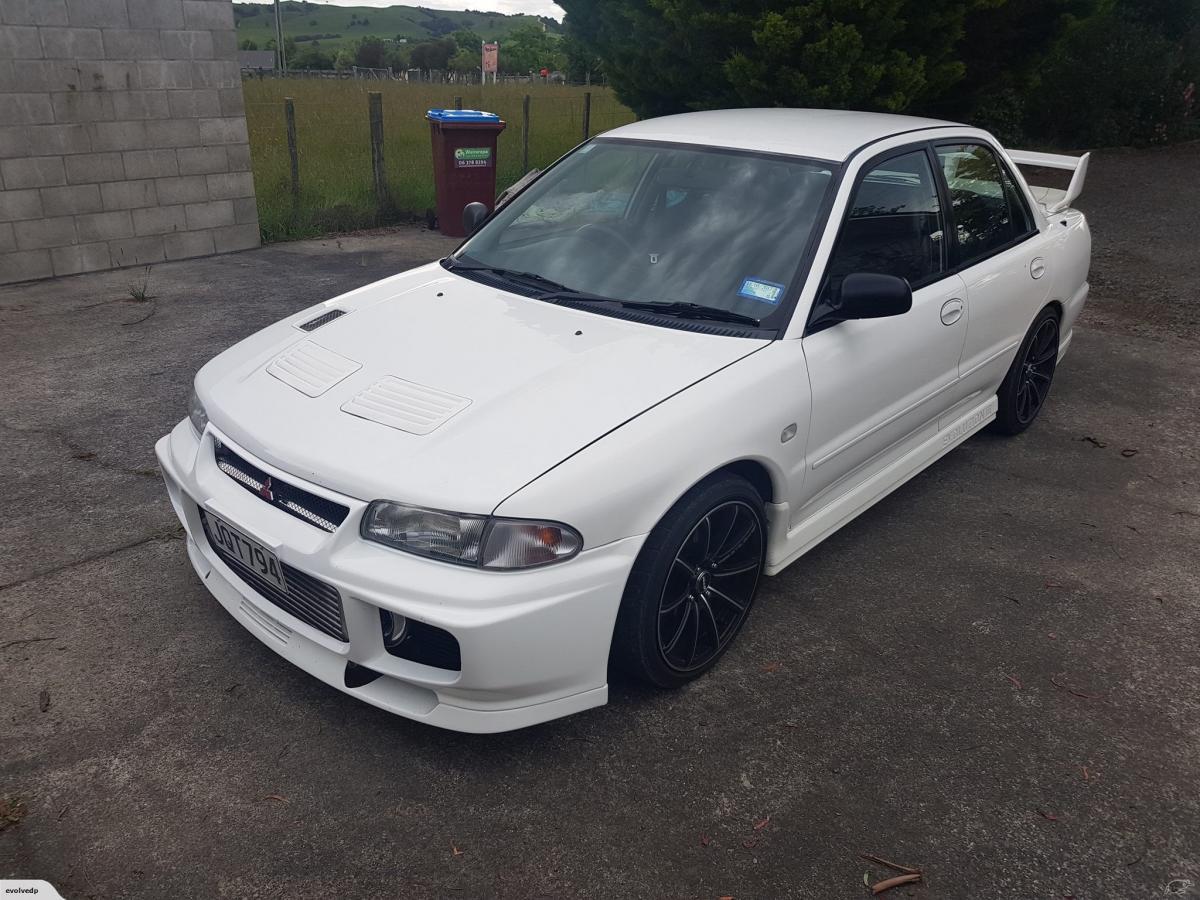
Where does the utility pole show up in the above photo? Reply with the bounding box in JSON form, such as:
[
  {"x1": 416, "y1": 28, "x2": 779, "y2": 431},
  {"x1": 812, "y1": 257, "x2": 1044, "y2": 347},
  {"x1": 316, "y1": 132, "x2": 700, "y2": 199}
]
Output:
[{"x1": 274, "y1": 0, "x2": 287, "y2": 74}]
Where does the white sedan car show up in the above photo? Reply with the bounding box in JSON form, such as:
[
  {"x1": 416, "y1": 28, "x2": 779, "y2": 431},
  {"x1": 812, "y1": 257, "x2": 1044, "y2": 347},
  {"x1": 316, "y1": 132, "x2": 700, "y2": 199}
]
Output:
[{"x1": 157, "y1": 109, "x2": 1091, "y2": 732}]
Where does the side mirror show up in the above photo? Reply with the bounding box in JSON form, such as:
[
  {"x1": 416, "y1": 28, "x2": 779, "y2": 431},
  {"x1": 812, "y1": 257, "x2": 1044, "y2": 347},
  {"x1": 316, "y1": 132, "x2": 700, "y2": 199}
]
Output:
[
  {"x1": 837, "y1": 272, "x2": 912, "y2": 319},
  {"x1": 462, "y1": 201, "x2": 489, "y2": 236}
]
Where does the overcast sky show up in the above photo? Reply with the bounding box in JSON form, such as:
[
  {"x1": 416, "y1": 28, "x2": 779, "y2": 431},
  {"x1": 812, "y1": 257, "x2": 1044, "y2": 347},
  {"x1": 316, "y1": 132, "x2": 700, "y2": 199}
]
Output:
[{"x1": 305, "y1": 0, "x2": 565, "y2": 20}]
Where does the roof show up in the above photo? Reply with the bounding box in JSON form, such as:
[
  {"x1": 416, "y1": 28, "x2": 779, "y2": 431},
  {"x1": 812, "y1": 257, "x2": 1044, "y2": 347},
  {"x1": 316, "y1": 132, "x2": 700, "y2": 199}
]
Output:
[
  {"x1": 239, "y1": 50, "x2": 276, "y2": 70},
  {"x1": 602, "y1": 108, "x2": 962, "y2": 163}
]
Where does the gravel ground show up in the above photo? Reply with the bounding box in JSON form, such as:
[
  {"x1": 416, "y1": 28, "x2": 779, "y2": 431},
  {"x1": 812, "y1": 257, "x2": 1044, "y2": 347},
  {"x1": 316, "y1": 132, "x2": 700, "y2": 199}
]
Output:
[{"x1": 1, "y1": 142, "x2": 1198, "y2": 899}]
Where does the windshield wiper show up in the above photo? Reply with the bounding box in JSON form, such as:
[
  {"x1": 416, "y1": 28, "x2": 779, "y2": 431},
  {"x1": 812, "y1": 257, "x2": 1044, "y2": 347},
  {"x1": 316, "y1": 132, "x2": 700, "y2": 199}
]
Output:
[
  {"x1": 537, "y1": 291, "x2": 762, "y2": 327},
  {"x1": 448, "y1": 259, "x2": 616, "y2": 306},
  {"x1": 444, "y1": 259, "x2": 569, "y2": 294},
  {"x1": 617, "y1": 301, "x2": 761, "y2": 327},
  {"x1": 535, "y1": 288, "x2": 616, "y2": 304},
  {"x1": 446, "y1": 259, "x2": 761, "y2": 327}
]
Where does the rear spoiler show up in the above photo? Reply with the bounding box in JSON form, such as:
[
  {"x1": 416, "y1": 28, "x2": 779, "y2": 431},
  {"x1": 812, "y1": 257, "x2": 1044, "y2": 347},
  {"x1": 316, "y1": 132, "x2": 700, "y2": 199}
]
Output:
[{"x1": 1007, "y1": 149, "x2": 1090, "y2": 214}]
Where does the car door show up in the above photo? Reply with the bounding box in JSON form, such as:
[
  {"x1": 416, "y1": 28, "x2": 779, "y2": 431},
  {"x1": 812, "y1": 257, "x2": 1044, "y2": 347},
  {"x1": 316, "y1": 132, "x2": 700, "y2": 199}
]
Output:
[
  {"x1": 798, "y1": 146, "x2": 968, "y2": 511},
  {"x1": 934, "y1": 142, "x2": 1056, "y2": 393}
]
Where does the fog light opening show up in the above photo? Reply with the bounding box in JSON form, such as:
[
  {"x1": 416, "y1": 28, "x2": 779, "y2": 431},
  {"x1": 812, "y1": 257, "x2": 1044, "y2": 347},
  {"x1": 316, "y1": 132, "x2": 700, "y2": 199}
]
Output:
[{"x1": 380, "y1": 609, "x2": 408, "y2": 650}]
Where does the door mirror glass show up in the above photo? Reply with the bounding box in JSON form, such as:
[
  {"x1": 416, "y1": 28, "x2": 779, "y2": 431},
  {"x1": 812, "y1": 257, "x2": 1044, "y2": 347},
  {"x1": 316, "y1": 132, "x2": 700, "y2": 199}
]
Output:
[
  {"x1": 462, "y1": 201, "x2": 489, "y2": 235},
  {"x1": 838, "y1": 272, "x2": 913, "y2": 319}
]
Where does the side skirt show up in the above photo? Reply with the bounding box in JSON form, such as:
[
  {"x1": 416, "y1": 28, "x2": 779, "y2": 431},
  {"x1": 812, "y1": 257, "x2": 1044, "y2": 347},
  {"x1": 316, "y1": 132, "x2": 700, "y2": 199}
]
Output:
[{"x1": 764, "y1": 393, "x2": 998, "y2": 575}]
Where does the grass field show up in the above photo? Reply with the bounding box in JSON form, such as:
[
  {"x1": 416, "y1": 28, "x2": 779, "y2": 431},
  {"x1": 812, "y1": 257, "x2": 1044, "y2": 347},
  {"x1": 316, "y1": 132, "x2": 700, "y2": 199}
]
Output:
[{"x1": 243, "y1": 79, "x2": 636, "y2": 241}]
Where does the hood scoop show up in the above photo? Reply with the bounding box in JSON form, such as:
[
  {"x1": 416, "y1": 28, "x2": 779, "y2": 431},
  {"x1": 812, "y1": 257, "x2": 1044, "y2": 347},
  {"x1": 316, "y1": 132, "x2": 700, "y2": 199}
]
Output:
[
  {"x1": 266, "y1": 340, "x2": 361, "y2": 397},
  {"x1": 342, "y1": 376, "x2": 471, "y2": 436},
  {"x1": 297, "y1": 308, "x2": 348, "y2": 332}
]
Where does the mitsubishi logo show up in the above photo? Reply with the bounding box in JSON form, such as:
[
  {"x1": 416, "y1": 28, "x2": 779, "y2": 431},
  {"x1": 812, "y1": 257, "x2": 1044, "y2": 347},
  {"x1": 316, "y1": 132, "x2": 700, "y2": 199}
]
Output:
[{"x1": 257, "y1": 477, "x2": 274, "y2": 502}]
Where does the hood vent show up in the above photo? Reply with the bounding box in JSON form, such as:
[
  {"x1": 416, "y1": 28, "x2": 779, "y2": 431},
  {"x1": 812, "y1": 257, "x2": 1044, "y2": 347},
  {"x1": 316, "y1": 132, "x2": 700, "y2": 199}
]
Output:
[
  {"x1": 342, "y1": 376, "x2": 471, "y2": 436},
  {"x1": 298, "y1": 308, "x2": 347, "y2": 332},
  {"x1": 266, "y1": 340, "x2": 361, "y2": 397}
]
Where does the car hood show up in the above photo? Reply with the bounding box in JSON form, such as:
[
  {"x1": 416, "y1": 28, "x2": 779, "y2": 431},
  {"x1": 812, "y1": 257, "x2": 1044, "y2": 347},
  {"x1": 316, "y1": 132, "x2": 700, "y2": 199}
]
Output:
[{"x1": 198, "y1": 264, "x2": 768, "y2": 513}]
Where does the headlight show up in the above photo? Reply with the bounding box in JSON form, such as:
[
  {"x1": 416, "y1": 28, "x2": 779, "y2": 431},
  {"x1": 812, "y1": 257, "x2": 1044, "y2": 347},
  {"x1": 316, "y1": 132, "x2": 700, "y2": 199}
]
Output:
[
  {"x1": 361, "y1": 502, "x2": 488, "y2": 566},
  {"x1": 361, "y1": 501, "x2": 582, "y2": 570},
  {"x1": 187, "y1": 387, "x2": 208, "y2": 437}
]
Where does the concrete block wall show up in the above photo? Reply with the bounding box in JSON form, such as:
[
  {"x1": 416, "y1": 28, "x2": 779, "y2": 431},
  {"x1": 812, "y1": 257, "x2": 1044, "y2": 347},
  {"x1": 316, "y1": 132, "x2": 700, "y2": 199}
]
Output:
[{"x1": 0, "y1": 0, "x2": 260, "y2": 285}]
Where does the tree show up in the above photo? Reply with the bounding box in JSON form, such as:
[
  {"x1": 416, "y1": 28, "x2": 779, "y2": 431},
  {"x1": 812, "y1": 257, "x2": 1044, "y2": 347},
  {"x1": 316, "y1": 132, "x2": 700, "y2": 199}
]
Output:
[
  {"x1": 558, "y1": 1, "x2": 743, "y2": 116},
  {"x1": 559, "y1": 0, "x2": 995, "y2": 117},
  {"x1": 384, "y1": 44, "x2": 410, "y2": 71},
  {"x1": 1023, "y1": 0, "x2": 1200, "y2": 145},
  {"x1": 501, "y1": 22, "x2": 566, "y2": 74},
  {"x1": 354, "y1": 36, "x2": 386, "y2": 69},
  {"x1": 410, "y1": 37, "x2": 457, "y2": 71},
  {"x1": 918, "y1": 0, "x2": 1100, "y2": 136},
  {"x1": 238, "y1": 39, "x2": 258, "y2": 51},
  {"x1": 452, "y1": 29, "x2": 483, "y2": 53},
  {"x1": 334, "y1": 49, "x2": 353, "y2": 71},
  {"x1": 292, "y1": 43, "x2": 333, "y2": 71},
  {"x1": 562, "y1": 30, "x2": 603, "y2": 83},
  {"x1": 449, "y1": 48, "x2": 479, "y2": 74}
]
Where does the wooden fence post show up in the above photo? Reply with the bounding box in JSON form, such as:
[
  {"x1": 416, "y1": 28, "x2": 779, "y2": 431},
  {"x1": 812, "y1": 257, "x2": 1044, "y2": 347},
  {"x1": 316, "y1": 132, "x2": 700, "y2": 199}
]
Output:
[
  {"x1": 582, "y1": 91, "x2": 591, "y2": 141},
  {"x1": 454, "y1": 95, "x2": 463, "y2": 110},
  {"x1": 521, "y1": 93, "x2": 530, "y2": 173},
  {"x1": 368, "y1": 91, "x2": 388, "y2": 208},
  {"x1": 284, "y1": 97, "x2": 299, "y2": 207}
]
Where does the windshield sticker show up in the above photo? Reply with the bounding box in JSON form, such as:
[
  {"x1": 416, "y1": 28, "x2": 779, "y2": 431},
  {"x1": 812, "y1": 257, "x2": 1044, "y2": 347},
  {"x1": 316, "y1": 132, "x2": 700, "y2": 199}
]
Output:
[
  {"x1": 577, "y1": 143, "x2": 596, "y2": 154},
  {"x1": 737, "y1": 277, "x2": 786, "y2": 305}
]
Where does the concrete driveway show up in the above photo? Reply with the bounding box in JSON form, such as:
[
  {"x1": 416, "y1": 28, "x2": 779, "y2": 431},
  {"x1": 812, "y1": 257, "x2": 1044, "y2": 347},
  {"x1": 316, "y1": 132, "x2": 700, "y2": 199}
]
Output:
[{"x1": 2, "y1": 145, "x2": 1198, "y2": 899}]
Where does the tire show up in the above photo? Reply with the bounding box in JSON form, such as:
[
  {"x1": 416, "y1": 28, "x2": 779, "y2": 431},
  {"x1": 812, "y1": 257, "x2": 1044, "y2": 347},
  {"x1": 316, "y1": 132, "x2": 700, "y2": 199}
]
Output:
[
  {"x1": 991, "y1": 306, "x2": 1060, "y2": 436},
  {"x1": 610, "y1": 472, "x2": 767, "y2": 689}
]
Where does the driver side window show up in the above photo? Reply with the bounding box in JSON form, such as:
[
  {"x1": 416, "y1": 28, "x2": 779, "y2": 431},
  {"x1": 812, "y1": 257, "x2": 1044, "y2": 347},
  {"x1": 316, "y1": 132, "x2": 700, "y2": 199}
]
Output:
[{"x1": 825, "y1": 150, "x2": 946, "y2": 293}]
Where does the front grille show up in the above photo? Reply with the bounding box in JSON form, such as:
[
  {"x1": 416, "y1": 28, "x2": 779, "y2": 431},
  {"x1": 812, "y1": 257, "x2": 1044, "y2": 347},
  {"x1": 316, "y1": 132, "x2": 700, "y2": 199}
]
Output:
[
  {"x1": 214, "y1": 440, "x2": 349, "y2": 533},
  {"x1": 200, "y1": 509, "x2": 348, "y2": 642}
]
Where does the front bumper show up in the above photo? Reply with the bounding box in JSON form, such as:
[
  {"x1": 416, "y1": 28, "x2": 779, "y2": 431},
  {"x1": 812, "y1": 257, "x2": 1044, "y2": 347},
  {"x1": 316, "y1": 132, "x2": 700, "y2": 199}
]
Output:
[{"x1": 156, "y1": 420, "x2": 644, "y2": 732}]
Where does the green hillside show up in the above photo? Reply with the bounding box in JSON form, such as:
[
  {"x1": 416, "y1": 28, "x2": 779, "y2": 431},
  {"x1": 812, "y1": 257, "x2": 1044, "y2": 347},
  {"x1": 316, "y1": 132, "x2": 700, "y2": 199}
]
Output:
[{"x1": 233, "y1": 2, "x2": 554, "y2": 52}]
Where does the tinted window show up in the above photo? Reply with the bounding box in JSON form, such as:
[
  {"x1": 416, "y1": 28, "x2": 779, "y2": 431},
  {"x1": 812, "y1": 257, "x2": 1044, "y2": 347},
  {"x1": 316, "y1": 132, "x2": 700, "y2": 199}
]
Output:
[
  {"x1": 825, "y1": 150, "x2": 945, "y2": 291},
  {"x1": 458, "y1": 141, "x2": 835, "y2": 322},
  {"x1": 937, "y1": 143, "x2": 1032, "y2": 264}
]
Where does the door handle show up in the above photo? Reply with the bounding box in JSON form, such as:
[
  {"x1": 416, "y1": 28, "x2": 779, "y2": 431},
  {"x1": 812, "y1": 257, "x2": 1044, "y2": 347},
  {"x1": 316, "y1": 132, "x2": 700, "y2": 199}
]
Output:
[{"x1": 940, "y1": 298, "x2": 964, "y2": 326}]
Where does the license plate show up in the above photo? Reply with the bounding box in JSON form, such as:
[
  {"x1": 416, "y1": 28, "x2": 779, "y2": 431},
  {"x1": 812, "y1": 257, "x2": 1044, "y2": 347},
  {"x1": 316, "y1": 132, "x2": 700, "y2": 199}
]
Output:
[{"x1": 206, "y1": 512, "x2": 288, "y2": 593}]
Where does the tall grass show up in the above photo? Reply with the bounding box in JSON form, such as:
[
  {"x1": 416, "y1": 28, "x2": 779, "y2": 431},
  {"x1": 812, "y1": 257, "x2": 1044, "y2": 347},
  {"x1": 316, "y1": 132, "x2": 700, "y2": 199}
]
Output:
[{"x1": 242, "y1": 79, "x2": 637, "y2": 241}]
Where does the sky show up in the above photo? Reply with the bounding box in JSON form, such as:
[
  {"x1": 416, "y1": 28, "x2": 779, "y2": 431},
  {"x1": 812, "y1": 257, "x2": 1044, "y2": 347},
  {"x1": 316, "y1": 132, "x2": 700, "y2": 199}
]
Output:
[{"x1": 305, "y1": 0, "x2": 565, "y2": 20}]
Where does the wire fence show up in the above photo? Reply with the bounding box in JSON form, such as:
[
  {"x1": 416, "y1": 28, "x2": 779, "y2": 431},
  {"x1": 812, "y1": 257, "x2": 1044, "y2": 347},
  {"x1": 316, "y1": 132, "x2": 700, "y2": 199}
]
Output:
[{"x1": 243, "y1": 78, "x2": 636, "y2": 241}]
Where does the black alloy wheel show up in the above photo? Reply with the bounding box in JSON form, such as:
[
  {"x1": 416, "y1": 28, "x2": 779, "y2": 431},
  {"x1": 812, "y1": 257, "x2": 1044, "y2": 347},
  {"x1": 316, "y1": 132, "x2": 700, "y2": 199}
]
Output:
[
  {"x1": 993, "y1": 307, "x2": 1060, "y2": 435},
  {"x1": 657, "y1": 500, "x2": 763, "y2": 673},
  {"x1": 611, "y1": 473, "x2": 767, "y2": 688}
]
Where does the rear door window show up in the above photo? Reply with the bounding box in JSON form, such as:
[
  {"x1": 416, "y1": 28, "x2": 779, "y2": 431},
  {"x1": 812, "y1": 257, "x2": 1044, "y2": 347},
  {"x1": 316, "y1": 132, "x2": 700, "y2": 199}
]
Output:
[{"x1": 937, "y1": 143, "x2": 1034, "y2": 266}]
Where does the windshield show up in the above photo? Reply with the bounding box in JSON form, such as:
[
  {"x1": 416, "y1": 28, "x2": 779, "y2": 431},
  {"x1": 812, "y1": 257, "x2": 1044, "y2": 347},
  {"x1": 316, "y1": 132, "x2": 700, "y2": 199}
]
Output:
[{"x1": 453, "y1": 139, "x2": 836, "y2": 328}]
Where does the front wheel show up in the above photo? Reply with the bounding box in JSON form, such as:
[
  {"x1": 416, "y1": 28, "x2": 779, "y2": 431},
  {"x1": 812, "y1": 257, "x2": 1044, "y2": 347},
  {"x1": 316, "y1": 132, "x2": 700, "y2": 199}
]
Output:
[
  {"x1": 610, "y1": 473, "x2": 766, "y2": 689},
  {"x1": 991, "y1": 307, "x2": 1060, "y2": 435}
]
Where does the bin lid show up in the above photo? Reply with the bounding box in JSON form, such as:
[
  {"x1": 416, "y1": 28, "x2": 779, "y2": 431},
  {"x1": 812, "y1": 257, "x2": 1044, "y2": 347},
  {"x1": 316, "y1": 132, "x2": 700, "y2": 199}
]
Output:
[{"x1": 426, "y1": 108, "x2": 502, "y2": 123}]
